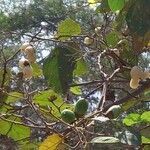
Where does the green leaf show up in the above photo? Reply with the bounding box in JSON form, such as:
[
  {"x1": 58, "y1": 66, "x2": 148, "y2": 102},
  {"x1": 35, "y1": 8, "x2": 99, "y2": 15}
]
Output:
[
  {"x1": 122, "y1": 99, "x2": 137, "y2": 111},
  {"x1": 0, "y1": 118, "x2": 30, "y2": 141},
  {"x1": 142, "y1": 136, "x2": 150, "y2": 144},
  {"x1": 33, "y1": 90, "x2": 73, "y2": 117},
  {"x1": 108, "y1": 0, "x2": 125, "y2": 12},
  {"x1": 106, "y1": 31, "x2": 120, "y2": 47},
  {"x1": 73, "y1": 58, "x2": 88, "y2": 76},
  {"x1": 43, "y1": 47, "x2": 75, "y2": 94},
  {"x1": 90, "y1": 136, "x2": 120, "y2": 143},
  {"x1": 141, "y1": 111, "x2": 150, "y2": 123},
  {"x1": 5, "y1": 92, "x2": 23, "y2": 103},
  {"x1": 70, "y1": 86, "x2": 82, "y2": 95},
  {"x1": 57, "y1": 18, "x2": 81, "y2": 40},
  {"x1": 19, "y1": 141, "x2": 40, "y2": 150},
  {"x1": 123, "y1": 113, "x2": 141, "y2": 126},
  {"x1": 143, "y1": 145, "x2": 150, "y2": 150},
  {"x1": 31, "y1": 63, "x2": 43, "y2": 77}
]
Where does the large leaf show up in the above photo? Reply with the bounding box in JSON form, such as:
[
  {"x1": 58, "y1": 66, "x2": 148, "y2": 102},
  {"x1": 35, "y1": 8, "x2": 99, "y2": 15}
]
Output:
[
  {"x1": 106, "y1": 31, "x2": 120, "y2": 47},
  {"x1": 0, "y1": 118, "x2": 30, "y2": 141},
  {"x1": 123, "y1": 113, "x2": 141, "y2": 126},
  {"x1": 108, "y1": 0, "x2": 125, "y2": 12},
  {"x1": 70, "y1": 86, "x2": 82, "y2": 95},
  {"x1": 73, "y1": 58, "x2": 88, "y2": 76},
  {"x1": 5, "y1": 92, "x2": 23, "y2": 103},
  {"x1": 57, "y1": 18, "x2": 81, "y2": 40},
  {"x1": 126, "y1": 0, "x2": 150, "y2": 36},
  {"x1": 141, "y1": 111, "x2": 150, "y2": 123},
  {"x1": 43, "y1": 47, "x2": 75, "y2": 94},
  {"x1": 39, "y1": 134, "x2": 63, "y2": 150},
  {"x1": 31, "y1": 63, "x2": 43, "y2": 77},
  {"x1": 33, "y1": 90, "x2": 73, "y2": 117}
]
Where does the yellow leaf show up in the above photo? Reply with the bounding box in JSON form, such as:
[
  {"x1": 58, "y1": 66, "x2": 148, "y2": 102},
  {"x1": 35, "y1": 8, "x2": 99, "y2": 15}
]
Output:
[
  {"x1": 39, "y1": 134, "x2": 63, "y2": 150},
  {"x1": 88, "y1": 0, "x2": 97, "y2": 4}
]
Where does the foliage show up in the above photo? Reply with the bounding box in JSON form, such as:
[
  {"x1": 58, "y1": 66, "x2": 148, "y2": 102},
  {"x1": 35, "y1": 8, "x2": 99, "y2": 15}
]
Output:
[{"x1": 0, "y1": 0, "x2": 149, "y2": 149}]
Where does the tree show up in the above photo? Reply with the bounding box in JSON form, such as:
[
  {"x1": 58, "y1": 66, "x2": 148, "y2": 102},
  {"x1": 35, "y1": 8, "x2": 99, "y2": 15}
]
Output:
[{"x1": 0, "y1": 0, "x2": 150, "y2": 149}]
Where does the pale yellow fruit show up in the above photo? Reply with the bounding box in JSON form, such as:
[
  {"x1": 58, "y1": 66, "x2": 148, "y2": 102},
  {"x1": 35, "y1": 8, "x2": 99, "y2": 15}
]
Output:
[
  {"x1": 26, "y1": 53, "x2": 36, "y2": 63},
  {"x1": 19, "y1": 58, "x2": 30, "y2": 68},
  {"x1": 130, "y1": 66, "x2": 143, "y2": 79},
  {"x1": 23, "y1": 66, "x2": 33, "y2": 79},
  {"x1": 25, "y1": 46, "x2": 36, "y2": 63},
  {"x1": 130, "y1": 78, "x2": 140, "y2": 89},
  {"x1": 20, "y1": 43, "x2": 30, "y2": 51},
  {"x1": 84, "y1": 37, "x2": 93, "y2": 45},
  {"x1": 95, "y1": 27, "x2": 101, "y2": 34},
  {"x1": 25, "y1": 46, "x2": 34, "y2": 54}
]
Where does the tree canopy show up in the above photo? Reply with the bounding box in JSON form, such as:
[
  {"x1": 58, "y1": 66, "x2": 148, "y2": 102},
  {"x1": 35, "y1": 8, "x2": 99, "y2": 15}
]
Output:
[{"x1": 0, "y1": 0, "x2": 150, "y2": 149}]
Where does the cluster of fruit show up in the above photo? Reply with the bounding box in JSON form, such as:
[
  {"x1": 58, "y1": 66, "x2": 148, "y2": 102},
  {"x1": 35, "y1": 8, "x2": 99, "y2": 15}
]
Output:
[
  {"x1": 18, "y1": 43, "x2": 36, "y2": 79},
  {"x1": 130, "y1": 66, "x2": 150, "y2": 89},
  {"x1": 61, "y1": 99, "x2": 88, "y2": 124}
]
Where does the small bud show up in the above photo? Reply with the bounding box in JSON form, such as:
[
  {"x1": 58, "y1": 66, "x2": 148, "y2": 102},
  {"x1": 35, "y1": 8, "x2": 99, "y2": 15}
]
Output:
[
  {"x1": 84, "y1": 37, "x2": 93, "y2": 45},
  {"x1": 25, "y1": 46, "x2": 36, "y2": 63},
  {"x1": 95, "y1": 27, "x2": 101, "y2": 34}
]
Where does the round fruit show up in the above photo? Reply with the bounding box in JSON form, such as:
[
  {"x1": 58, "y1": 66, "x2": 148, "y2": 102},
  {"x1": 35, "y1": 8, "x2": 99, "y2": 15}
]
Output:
[
  {"x1": 84, "y1": 37, "x2": 93, "y2": 45},
  {"x1": 23, "y1": 66, "x2": 33, "y2": 79},
  {"x1": 105, "y1": 105, "x2": 122, "y2": 119},
  {"x1": 130, "y1": 78, "x2": 140, "y2": 89},
  {"x1": 95, "y1": 27, "x2": 101, "y2": 34},
  {"x1": 61, "y1": 109, "x2": 75, "y2": 124},
  {"x1": 130, "y1": 66, "x2": 143, "y2": 79},
  {"x1": 74, "y1": 99, "x2": 88, "y2": 117},
  {"x1": 25, "y1": 46, "x2": 36, "y2": 63},
  {"x1": 20, "y1": 43, "x2": 30, "y2": 51}
]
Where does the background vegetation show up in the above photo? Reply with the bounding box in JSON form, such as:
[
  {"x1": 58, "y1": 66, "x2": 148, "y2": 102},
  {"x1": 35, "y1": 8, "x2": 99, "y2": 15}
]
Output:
[{"x1": 0, "y1": 0, "x2": 150, "y2": 149}]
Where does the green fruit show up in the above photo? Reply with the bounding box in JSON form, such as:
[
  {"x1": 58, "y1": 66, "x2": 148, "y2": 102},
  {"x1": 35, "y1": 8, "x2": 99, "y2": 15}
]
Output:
[
  {"x1": 61, "y1": 109, "x2": 75, "y2": 124},
  {"x1": 74, "y1": 99, "x2": 88, "y2": 117}
]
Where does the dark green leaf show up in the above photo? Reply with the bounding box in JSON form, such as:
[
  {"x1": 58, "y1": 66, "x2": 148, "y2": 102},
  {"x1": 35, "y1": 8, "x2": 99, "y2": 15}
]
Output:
[
  {"x1": 43, "y1": 47, "x2": 76, "y2": 94},
  {"x1": 106, "y1": 31, "x2": 120, "y2": 47},
  {"x1": 126, "y1": 0, "x2": 150, "y2": 36}
]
